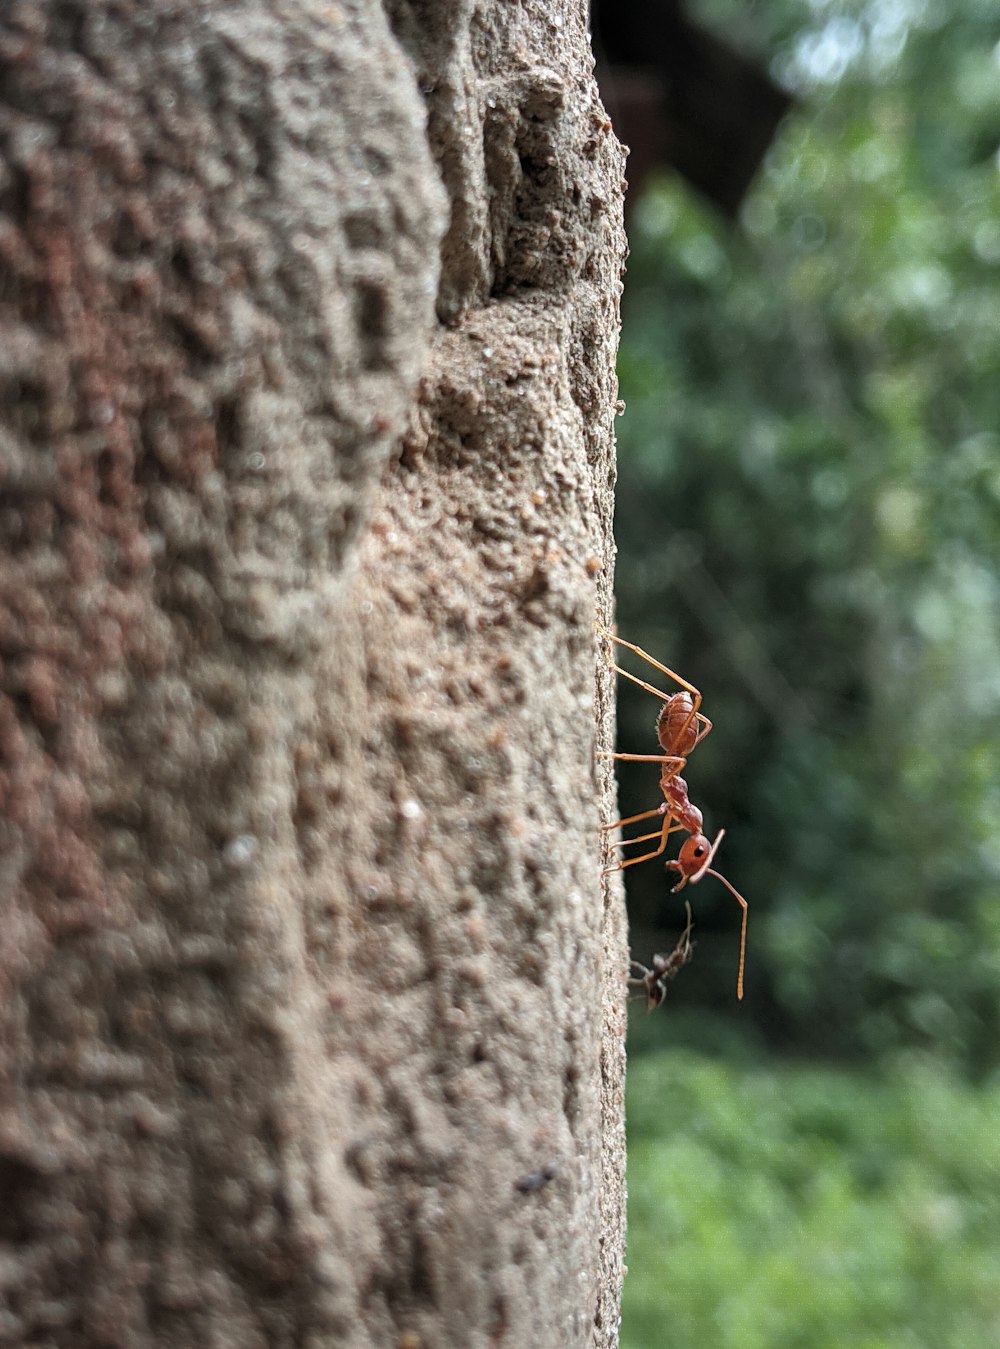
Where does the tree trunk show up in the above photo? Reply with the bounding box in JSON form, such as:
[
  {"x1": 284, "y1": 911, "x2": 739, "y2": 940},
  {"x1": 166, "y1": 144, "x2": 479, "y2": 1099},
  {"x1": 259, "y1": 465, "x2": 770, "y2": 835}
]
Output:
[{"x1": 1, "y1": 2, "x2": 627, "y2": 1346}]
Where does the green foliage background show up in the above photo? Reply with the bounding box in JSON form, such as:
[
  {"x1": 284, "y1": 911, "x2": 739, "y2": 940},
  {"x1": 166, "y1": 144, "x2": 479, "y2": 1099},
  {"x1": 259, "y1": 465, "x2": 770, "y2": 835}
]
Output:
[
  {"x1": 617, "y1": 5, "x2": 1000, "y2": 1342},
  {"x1": 624, "y1": 1049, "x2": 1000, "y2": 1348},
  {"x1": 613, "y1": 0, "x2": 1000, "y2": 1072}
]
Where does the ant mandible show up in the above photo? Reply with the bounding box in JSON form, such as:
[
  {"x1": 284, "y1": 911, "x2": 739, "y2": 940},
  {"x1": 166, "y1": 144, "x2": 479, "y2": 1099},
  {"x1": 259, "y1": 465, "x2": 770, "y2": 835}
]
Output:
[
  {"x1": 629, "y1": 901, "x2": 695, "y2": 1010},
  {"x1": 597, "y1": 623, "x2": 749, "y2": 1001}
]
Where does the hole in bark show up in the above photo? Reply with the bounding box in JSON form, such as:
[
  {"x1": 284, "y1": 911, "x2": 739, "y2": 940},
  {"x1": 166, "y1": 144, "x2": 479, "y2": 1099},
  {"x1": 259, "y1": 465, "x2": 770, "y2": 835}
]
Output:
[
  {"x1": 170, "y1": 245, "x2": 195, "y2": 285},
  {"x1": 0, "y1": 1158, "x2": 46, "y2": 1241},
  {"x1": 354, "y1": 278, "x2": 391, "y2": 369}
]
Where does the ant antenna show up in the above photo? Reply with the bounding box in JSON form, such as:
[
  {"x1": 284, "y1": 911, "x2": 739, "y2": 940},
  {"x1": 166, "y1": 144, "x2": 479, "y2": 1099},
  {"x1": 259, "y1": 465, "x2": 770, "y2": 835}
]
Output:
[{"x1": 670, "y1": 829, "x2": 747, "y2": 1002}]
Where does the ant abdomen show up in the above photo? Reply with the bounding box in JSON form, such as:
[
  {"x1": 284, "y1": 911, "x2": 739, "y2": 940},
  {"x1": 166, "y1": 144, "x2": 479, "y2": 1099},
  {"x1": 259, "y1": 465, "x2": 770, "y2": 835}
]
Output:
[{"x1": 656, "y1": 692, "x2": 700, "y2": 757}]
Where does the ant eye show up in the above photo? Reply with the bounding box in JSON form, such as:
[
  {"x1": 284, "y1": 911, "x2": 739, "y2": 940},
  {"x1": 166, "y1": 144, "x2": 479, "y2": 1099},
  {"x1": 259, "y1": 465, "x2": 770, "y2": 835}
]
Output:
[{"x1": 694, "y1": 845, "x2": 705, "y2": 857}]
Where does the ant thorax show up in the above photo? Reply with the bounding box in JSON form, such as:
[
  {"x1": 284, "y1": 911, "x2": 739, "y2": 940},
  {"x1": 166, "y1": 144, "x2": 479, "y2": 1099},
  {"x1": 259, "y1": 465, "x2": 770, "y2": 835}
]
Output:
[{"x1": 662, "y1": 775, "x2": 703, "y2": 835}]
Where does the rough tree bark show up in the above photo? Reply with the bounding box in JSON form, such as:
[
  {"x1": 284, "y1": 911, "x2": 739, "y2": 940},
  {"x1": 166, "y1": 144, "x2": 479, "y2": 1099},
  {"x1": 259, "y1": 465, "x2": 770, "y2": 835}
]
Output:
[{"x1": 1, "y1": 2, "x2": 627, "y2": 1346}]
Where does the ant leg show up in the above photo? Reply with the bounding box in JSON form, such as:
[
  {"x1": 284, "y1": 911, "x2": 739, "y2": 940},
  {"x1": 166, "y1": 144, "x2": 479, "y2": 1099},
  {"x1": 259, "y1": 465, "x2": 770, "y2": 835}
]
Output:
[
  {"x1": 596, "y1": 622, "x2": 703, "y2": 706},
  {"x1": 609, "y1": 824, "x2": 683, "y2": 852},
  {"x1": 597, "y1": 752, "x2": 686, "y2": 769},
  {"x1": 602, "y1": 812, "x2": 679, "y2": 876},
  {"x1": 601, "y1": 804, "x2": 668, "y2": 833},
  {"x1": 691, "y1": 713, "x2": 713, "y2": 746},
  {"x1": 608, "y1": 662, "x2": 675, "y2": 705}
]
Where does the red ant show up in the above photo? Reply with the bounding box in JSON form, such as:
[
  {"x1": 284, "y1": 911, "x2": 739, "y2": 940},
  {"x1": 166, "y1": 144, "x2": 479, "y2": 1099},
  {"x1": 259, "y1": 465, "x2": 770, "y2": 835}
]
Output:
[
  {"x1": 629, "y1": 901, "x2": 695, "y2": 1010},
  {"x1": 597, "y1": 623, "x2": 749, "y2": 1001}
]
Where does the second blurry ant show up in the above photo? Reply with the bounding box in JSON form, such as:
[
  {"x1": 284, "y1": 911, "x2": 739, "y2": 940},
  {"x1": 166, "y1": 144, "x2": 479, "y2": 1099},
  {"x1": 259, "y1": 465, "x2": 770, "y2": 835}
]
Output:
[
  {"x1": 629, "y1": 901, "x2": 695, "y2": 1010},
  {"x1": 597, "y1": 622, "x2": 749, "y2": 1001}
]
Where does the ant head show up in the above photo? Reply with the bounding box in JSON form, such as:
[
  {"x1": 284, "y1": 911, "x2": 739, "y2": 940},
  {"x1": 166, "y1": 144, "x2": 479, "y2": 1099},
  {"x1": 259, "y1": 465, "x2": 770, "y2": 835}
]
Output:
[
  {"x1": 667, "y1": 830, "x2": 724, "y2": 890},
  {"x1": 677, "y1": 832, "x2": 712, "y2": 875}
]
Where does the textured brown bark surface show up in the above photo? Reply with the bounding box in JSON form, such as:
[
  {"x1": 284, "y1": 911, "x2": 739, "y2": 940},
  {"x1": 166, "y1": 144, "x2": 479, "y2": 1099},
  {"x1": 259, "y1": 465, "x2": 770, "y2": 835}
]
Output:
[{"x1": 1, "y1": 2, "x2": 627, "y2": 1346}]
